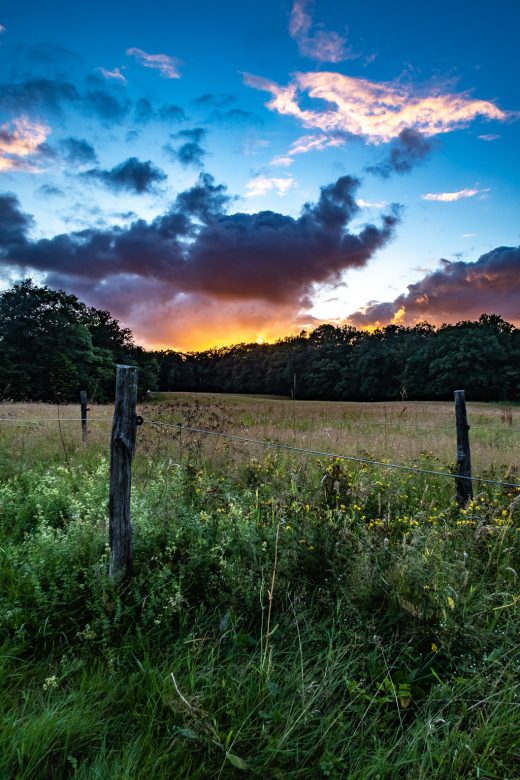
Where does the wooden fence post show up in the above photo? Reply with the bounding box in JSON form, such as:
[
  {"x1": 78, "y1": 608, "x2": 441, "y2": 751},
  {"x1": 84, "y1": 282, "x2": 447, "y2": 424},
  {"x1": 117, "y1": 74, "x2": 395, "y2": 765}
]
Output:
[
  {"x1": 80, "y1": 390, "x2": 88, "y2": 446},
  {"x1": 454, "y1": 389, "x2": 473, "y2": 507},
  {"x1": 109, "y1": 365, "x2": 138, "y2": 581}
]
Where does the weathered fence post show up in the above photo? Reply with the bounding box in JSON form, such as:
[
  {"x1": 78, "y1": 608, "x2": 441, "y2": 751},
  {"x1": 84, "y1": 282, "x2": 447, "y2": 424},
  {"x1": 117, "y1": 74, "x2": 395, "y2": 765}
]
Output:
[
  {"x1": 80, "y1": 390, "x2": 88, "y2": 446},
  {"x1": 109, "y1": 365, "x2": 138, "y2": 581},
  {"x1": 454, "y1": 389, "x2": 473, "y2": 507}
]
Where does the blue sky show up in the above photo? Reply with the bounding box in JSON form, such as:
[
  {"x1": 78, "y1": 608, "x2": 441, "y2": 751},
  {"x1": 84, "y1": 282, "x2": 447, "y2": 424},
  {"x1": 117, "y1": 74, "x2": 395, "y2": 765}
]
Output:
[{"x1": 0, "y1": 0, "x2": 518, "y2": 348}]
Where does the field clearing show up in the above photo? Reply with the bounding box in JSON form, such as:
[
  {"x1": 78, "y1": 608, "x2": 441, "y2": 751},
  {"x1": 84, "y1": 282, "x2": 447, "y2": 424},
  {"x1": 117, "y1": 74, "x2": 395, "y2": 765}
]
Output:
[
  {"x1": 149, "y1": 393, "x2": 519, "y2": 472},
  {"x1": 2, "y1": 395, "x2": 518, "y2": 480}
]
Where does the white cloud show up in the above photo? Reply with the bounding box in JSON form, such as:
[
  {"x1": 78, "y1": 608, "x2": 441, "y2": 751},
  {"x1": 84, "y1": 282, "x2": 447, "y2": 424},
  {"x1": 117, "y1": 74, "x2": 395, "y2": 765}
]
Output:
[
  {"x1": 422, "y1": 187, "x2": 490, "y2": 202},
  {"x1": 245, "y1": 175, "x2": 294, "y2": 198},
  {"x1": 126, "y1": 48, "x2": 181, "y2": 79},
  {"x1": 270, "y1": 133, "x2": 346, "y2": 167},
  {"x1": 357, "y1": 198, "x2": 387, "y2": 209},
  {"x1": 98, "y1": 67, "x2": 127, "y2": 84}
]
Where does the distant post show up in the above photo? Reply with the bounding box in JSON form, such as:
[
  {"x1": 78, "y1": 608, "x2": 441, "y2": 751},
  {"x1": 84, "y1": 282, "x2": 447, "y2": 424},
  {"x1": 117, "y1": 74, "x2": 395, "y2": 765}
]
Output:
[
  {"x1": 80, "y1": 390, "x2": 88, "y2": 446},
  {"x1": 109, "y1": 365, "x2": 138, "y2": 581},
  {"x1": 454, "y1": 390, "x2": 473, "y2": 507}
]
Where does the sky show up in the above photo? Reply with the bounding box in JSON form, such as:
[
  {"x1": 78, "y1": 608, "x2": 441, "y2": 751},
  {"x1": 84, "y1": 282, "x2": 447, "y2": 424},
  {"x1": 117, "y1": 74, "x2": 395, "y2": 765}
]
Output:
[{"x1": 0, "y1": 0, "x2": 519, "y2": 350}]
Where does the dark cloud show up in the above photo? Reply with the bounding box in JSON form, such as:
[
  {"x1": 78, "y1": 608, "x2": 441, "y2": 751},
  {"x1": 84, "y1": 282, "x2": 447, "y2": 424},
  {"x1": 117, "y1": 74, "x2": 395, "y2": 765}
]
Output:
[
  {"x1": 2, "y1": 173, "x2": 398, "y2": 302},
  {"x1": 21, "y1": 137, "x2": 96, "y2": 169},
  {"x1": 177, "y1": 176, "x2": 399, "y2": 302},
  {"x1": 191, "y1": 93, "x2": 236, "y2": 109},
  {"x1": 0, "y1": 76, "x2": 130, "y2": 122},
  {"x1": 207, "y1": 107, "x2": 260, "y2": 125},
  {"x1": 174, "y1": 128, "x2": 206, "y2": 144},
  {"x1": 59, "y1": 137, "x2": 97, "y2": 165},
  {"x1": 366, "y1": 129, "x2": 436, "y2": 178},
  {"x1": 84, "y1": 88, "x2": 130, "y2": 121},
  {"x1": 112, "y1": 210, "x2": 138, "y2": 220},
  {"x1": 174, "y1": 172, "x2": 231, "y2": 222},
  {"x1": 0, "y1": 193, "x2": 32, "y2": 251},
  {"x1": 36, "y1": 184, "x2": 64, "y2": 198},
  {"x1": 82, "y1": 157, "x2": 167, "y2": 194},
  {"x1": 134, "y1": 98, "x2": 154, "y2": 122},
  {"x1": 348, "y1": 246, "x2": 520, "y2": 326},
  {"x1": 34, "y1": 141, "x2": 59, "y2": 162},
  {"x1": 134, "y1": 97, "x2": 186, "y2": 123},
  {"x1": 164, "y1": 128, "x2": 207, "y2": 167},
  {"x1": 158, "y1": 103, "x2": 186, "y2": 122},
  {"x1": 0, "y1": 78, "x2": 80, "y2": 114},
  {"x1": 2, "y1": 43, "x2": 84, "y2": 76}
]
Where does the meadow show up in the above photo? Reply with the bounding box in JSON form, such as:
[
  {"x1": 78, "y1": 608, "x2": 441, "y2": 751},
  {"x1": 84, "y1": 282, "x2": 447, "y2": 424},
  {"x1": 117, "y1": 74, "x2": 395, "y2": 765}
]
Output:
[{"x1": 0, "y1": 395, "x2": 519, "y2": 778}]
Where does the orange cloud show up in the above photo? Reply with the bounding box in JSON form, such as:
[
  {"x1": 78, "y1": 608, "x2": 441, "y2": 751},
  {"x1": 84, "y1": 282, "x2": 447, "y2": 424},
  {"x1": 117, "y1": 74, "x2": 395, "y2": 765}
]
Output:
[
  {"x1": 244, "y1": 71, "x2": 508, "y2": 143},
  {"x1": 0, "y1": 116, "x2": 50, "y2": 172}
]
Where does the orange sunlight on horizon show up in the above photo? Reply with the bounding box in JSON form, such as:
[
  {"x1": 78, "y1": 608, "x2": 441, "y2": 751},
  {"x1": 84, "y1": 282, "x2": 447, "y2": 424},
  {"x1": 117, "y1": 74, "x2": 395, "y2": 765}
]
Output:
[
  {"x1": 136, "y1": 303, "x2": 520, "y2": 352},
  {"x1": 139, "y1": 321, "x2": 306, "y2": 352}
]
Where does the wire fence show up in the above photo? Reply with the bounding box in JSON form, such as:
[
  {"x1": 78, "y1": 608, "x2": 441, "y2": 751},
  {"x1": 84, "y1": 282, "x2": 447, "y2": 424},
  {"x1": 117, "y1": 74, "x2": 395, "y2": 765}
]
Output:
[
  {"x1": 1, "y1": 404, "x2": 519, "y2": 490},
  {"x1": 144, "y1": 419, "x2": 520, "y2": 490}
]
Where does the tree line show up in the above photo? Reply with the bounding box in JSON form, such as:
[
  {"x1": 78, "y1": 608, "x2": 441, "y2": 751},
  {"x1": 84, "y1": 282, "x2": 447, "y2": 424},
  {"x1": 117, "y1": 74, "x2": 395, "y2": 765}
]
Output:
[
  {"x1": 1, "y1": 280, "x2": 519, "y2": 402},
  {"x1": 155, "y1": 317, "x2": 520, "y2": 402}
]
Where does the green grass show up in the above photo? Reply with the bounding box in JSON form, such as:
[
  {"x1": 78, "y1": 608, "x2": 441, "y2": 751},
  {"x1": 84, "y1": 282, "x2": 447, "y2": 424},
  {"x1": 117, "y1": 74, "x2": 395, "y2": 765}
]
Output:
[{"x1": 0, "y1": 400, "x2": 519, "y2": 778}]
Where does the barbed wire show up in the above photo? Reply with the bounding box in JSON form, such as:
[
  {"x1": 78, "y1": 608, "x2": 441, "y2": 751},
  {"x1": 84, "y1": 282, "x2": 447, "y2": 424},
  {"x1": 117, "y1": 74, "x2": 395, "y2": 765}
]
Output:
[{"x1": 144, "y1": 419, "x2": 520, "y2": 489}]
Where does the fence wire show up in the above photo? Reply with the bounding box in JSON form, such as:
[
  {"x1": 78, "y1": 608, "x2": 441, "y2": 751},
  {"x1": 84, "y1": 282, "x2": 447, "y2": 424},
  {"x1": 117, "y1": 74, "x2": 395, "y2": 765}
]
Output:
[
  {"x1": 0, "y1": 418, "x2": 112, "y2": 424},
  {"x1": 1, "y1": 413, "x2": 518, "y2": 489},
  {"x1": 144, "y1": 420, "x2": 520, "y2": 490}
]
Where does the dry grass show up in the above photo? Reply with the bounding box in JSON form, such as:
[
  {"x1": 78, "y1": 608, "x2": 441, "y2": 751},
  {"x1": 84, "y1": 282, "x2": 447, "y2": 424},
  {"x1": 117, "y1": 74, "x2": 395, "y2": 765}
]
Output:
[
  {"x1": 1, "y1": 395, "x2": 518, "y2": 479},
  {"x1": 141, "y1": 393, "x2": 519, "y2": 477}
]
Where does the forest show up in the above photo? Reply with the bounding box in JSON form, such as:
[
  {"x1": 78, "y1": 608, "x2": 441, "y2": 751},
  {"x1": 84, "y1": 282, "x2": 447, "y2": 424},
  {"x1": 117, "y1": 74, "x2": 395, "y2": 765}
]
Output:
[{"x1": 1, "y1": 279, "x2": 519, "y2": 402}]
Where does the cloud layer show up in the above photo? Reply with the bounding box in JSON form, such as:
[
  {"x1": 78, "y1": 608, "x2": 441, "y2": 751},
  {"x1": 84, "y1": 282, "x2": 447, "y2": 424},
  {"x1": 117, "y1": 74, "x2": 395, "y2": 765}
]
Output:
[
  {"x1": 0, "y1": 174, "x2": 399, "y2": 348},
  {"x1": 348, "y1": 246, "x2": 520, "y2": 328}
]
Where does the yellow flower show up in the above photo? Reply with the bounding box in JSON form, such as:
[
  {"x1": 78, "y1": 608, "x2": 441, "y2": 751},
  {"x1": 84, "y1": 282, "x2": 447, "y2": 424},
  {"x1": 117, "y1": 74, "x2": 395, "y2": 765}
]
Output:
[{"x1": 431, "y1": 643, "x2": 438, "y2": 653}]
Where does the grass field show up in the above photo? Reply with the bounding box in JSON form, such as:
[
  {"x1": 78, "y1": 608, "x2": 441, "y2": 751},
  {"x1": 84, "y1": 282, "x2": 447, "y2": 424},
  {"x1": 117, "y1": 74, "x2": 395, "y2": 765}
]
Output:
[{"x1": 0, "y1": 396, "x2": 519, "y2": 778}]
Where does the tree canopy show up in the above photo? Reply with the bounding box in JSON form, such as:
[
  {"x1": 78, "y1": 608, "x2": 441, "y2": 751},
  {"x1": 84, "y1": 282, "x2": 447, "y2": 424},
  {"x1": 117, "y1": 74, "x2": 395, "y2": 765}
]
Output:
[{"x1": 0, "y1": 280, "x2": 158, "y2": 401}]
